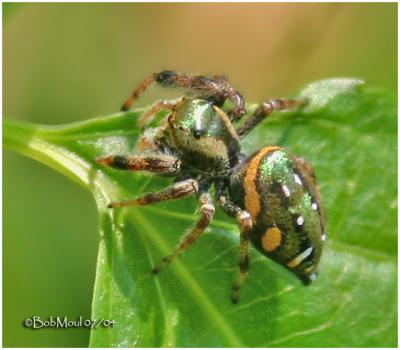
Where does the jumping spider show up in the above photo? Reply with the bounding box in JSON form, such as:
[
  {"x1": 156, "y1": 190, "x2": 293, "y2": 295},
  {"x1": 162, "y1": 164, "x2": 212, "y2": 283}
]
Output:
[{"x1": 97, "y1": 70, "x2": 325, "y2": 303}]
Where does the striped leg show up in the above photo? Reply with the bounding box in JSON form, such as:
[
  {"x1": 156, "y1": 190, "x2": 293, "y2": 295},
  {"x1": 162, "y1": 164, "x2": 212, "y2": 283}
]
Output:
[
  {"x1": 218, "y1": 195, "x2": 253, "y2": 303},
  {"x1": 121, "y1": 74, "x2": 155, "y2": 111},
  {"x1": 108, "y1": 179, "x2": 198, "y2": 208},
  {"x1": 96, "y1": 154, "x2": 181, "y2": 176},
  {"x1": 121, "y1": 70, "x2": 201, "y2": 111},
  {"x1": 138, "y1": 99, "x2": 179, "y2": 129},
  {"x1": 121, "y1": 70, "x2": 245, "y2": 121},
  {"x1": 235, "y1": 98, "x2": 302, "y2": 137},
  {"x1": 152, "y1": 191, "x2": 215, "y2": 273}
]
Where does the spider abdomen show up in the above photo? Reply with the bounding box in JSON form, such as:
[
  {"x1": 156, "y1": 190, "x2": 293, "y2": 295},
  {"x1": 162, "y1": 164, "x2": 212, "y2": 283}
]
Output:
[{"x1": 229, "y1": 146, "x2": 325, "y2": 282}]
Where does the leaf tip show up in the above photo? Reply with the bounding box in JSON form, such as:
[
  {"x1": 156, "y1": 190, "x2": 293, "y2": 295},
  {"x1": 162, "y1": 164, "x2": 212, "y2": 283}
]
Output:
[{"x1": 299, "y1": 78, "x2": 365, "y2": 113}]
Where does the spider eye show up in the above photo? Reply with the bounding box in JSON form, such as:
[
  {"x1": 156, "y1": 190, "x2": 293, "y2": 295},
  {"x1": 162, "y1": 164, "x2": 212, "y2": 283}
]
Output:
[{"x1": 192, "y1": 129, "x2": 203, "y2": 139}]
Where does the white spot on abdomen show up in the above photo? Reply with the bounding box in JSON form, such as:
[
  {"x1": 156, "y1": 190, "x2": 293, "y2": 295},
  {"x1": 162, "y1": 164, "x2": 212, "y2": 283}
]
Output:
[
  {"x1": 296, "y1": 215, "x2": 304, "y2": 226},
  {"x1": 294, "y1": 173, "x2": 302, "y2": 185},
  {"x1": 282, "y1": 184, "x2": 291, "y2": 197},
  {"x1": 287, "y1": 247, "x2": 314, "y2": 268},
  {"x1": 311, "y1": 202, "x2": 318, "y2": 210}
]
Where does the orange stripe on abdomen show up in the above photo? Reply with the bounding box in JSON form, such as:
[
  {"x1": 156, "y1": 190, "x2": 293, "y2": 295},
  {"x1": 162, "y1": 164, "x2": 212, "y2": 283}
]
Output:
[{"x1": 244, "y1": 146, "x2": 280, "y2": 220}]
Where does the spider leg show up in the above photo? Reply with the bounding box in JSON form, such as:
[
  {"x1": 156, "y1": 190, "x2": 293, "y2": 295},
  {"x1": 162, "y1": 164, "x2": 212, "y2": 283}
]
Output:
[
  {"x1": 121, "y1": 70, "x2": 246, "y2": 121},
  {"x1": 108, "y1": 179, "x2": 198, "y2": 208},
  {"x1": 138, "y1": 99, "x2": 180, "y2": 129},
  {"x1": 121, "y1": 74, "x2": 155, "y2": 111},
  {"x1": 152, "y1": 190, "x2": 215, "y2": 273},
  {"x1": 217, "y1": 186, "x2": 252, "y2": 303},
  {"x1": 211, "y1": 75, "x2": 246, "y2": 121},
  {"x1": 96, "y1": 154, "x2": 181, "y2": 176},
  {"x1": 294, "y1": 156, "x2": 316, "y2": 180},
  {"x1": 235, "y1": 98, "x2": 303, "y2": 137}
]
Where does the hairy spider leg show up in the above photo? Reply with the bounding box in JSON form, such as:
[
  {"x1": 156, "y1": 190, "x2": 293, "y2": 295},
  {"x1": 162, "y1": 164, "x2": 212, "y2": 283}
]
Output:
[
  {"x1": 121, "y1": 70, "x2": 246, "y2": 121},
  {"x1": 121, "y1": 75, "x2": 155, "y2": 111},
  {"x1": 211, "y1": 74, "x2": 246, "y2": 121},
  {"x1": 107, "y1": 179, "x2": 198, "y2": 208},
  {"x1": 235, "y1": 98, "x2": 303, "y2": 137},
  {"x1": 152, "y1": 190, "x2": 215, "y2": 274},
  {"x1": 217, "y1": 193, "x2": 253, "y2": 303},
  {"x1": 138, "y1": 99, "x2": 180, "y2": 129},
  {"x1": 294, "y1": 156, "x2": 317, "y2": 181},
  {"x1": 96, "y1": 154, "x2": 181, "y2": 175}
]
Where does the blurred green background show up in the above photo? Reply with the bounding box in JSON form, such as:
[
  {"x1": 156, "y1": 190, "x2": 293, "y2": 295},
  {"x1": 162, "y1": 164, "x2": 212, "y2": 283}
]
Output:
[{"x1": 3, "y1": 3, "x2": 397, "y2": 347}]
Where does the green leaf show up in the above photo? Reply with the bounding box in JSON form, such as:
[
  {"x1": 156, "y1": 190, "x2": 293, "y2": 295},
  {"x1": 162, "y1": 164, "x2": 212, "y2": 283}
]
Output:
[{"x1": 4, "y1": 79, "x2": 397, "y2": 347}]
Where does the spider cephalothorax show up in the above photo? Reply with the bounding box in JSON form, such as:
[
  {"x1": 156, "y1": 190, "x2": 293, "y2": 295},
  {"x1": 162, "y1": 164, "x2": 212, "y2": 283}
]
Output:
[{"x1": 97, "y1": 70, "x2": 326, "y2": 303}]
